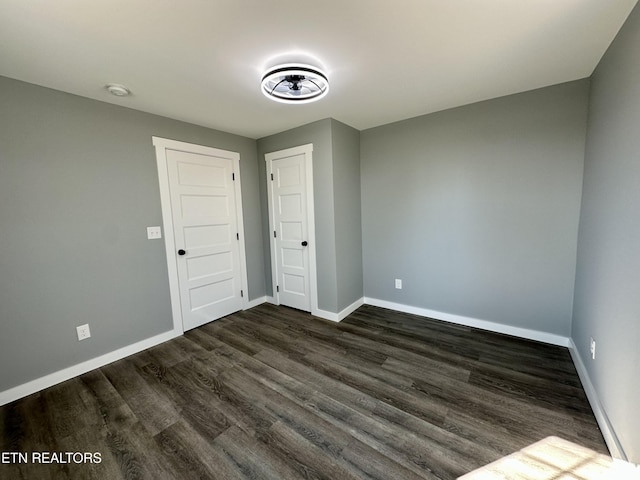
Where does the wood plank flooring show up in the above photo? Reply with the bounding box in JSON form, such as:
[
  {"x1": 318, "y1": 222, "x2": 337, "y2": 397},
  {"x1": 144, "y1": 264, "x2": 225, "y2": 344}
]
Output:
[{"x1": 0, "y1": 304, "x2": 607, "y2": 479}]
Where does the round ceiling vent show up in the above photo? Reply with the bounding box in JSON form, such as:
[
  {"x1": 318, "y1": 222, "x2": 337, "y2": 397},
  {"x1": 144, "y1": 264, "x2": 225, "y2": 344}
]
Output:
[
  {"x1": 105, "y1": 83, "x2": 131, "y2": 97},
  {"x1": 261, "y1": 64, "x2": 329, "y2": 104}
]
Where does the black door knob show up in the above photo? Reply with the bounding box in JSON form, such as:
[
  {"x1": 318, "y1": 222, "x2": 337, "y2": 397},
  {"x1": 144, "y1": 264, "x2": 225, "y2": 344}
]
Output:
[
  {"x1": 301, "y1": 241, "x2": 308, "y2": 246},
  {"x1": 178, "y1": 249, "x2": 186, "y2": 256}
]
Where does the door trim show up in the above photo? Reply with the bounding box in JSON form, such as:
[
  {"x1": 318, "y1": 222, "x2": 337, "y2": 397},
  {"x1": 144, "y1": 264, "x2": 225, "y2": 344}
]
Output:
[
  {"x1": 153, "y1": 136, "x2": 249, "y2": 334},
  {"x1": 265, "y1": 143, "x2": 319, "y2": 316}
]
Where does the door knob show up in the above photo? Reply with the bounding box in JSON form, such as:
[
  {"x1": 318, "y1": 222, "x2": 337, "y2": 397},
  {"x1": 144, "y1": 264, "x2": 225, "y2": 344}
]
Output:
[
  {"x1": 178, "y1": 249, "x2": 186, "y2": 256},
  {"x1": 301, "y1": 241, "x2": 308, "y2": 246}
]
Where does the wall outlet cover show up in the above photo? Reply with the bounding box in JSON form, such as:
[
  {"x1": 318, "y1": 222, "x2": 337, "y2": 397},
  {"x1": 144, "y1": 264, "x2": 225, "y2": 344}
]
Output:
[{"x1": 77, "y1": 324, "x2": 91, "y2": 341}]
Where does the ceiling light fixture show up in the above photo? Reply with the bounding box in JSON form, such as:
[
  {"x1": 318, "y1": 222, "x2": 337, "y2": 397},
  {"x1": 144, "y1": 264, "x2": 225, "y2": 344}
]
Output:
[
  {"x1": 105, "y1": 83, "x2": 131, "y2": 97},
  {"x1": 261, "y1": 64, "x2": 329, "y2": 104}
]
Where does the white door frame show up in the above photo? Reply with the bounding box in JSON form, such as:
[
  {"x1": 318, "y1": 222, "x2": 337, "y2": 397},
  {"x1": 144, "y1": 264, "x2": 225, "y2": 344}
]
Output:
[
  {"x1": 265, "y1": 143, "x2": 319, "y2": 316},
  {"x1": 153, "y1": 136, "x2": 249, "y2": 334}
]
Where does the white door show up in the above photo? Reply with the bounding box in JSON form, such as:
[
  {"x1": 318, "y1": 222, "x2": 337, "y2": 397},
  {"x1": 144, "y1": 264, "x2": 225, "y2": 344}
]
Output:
[
  {"x1": 154, "y1": 137, "x2": 247, "y2": 332},
  {"x1": 266, "y1": 144, "x2": 317, "y2": 313}
]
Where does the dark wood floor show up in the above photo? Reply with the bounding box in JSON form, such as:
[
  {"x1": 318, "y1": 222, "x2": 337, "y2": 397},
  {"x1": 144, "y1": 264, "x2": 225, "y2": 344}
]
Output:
[{"x1": 1, "y1": 303, "x2": 607, "y2": 479}]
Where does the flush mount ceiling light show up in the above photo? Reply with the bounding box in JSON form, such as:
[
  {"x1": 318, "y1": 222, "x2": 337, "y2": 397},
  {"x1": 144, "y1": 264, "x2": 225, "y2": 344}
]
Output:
[
  {"x1": 105, "y1": 83, "x2": 131, "y2": 97},
  {"x1": 261, "y1": 64, "x2": 329, "y2": 104}
]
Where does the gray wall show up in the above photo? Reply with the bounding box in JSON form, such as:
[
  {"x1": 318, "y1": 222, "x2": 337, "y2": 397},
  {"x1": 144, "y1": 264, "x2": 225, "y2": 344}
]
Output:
[
  {"x1": 257, "y1": 119, "x2": 338, "y2": 312},
  {"x1": 331, "y1": 120, "x2": 363, "y2": 311},
  {"x1": 0, "y1": 76, "x2": 264, "y2": 392},
  {"x1": 572, "y1": 1, "x2": 640, "y2": 463},
  {"x1": 361, "y1": 80, "x2": 589, "y2": 336}
]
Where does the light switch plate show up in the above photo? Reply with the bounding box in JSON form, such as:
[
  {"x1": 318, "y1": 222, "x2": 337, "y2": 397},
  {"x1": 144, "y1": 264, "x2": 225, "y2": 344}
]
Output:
[{"x1": 147, "y1": 226, "x2": 162, "y2": 240}]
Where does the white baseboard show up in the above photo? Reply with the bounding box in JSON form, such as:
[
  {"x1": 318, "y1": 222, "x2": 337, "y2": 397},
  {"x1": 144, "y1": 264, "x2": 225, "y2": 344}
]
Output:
[
  {"x1": 245, "y1": 296, "x2": 268, "y2": 309},
  {"x1": 568, "y1": 339, "x2": 626, "y2": 461},
  {"x1": 363, "y1": 297, "x2": 570, "y2": 347},
  {"x1": 314, "y1": 297, "x2": 365, "y2": 323},
  {"x1": 0, "y1": 328, "x2": 181, "y2": 406},
  {"x1": 339, "y1": 297, "x2": 365, "y2": 320},
  {"x1": 314, "y1": 308, "x2": 340, "y2": 322},
  {"x1": 265, "y1": 296, "x2": 277, "y2": 305}
]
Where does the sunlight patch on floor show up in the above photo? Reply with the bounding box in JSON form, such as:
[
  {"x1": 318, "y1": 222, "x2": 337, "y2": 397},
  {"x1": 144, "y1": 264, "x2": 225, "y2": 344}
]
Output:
[{"x1": 458, "y1": 436, "x2": 639, "y2": 480}]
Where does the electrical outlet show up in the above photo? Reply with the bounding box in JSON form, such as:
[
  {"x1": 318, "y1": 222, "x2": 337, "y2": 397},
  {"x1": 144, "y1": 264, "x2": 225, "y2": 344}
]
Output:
[
  {"x1": 77, "y1": 324, "x2": 91, "y2": 341},
  {"x1": 395, "y1": 278, "x2": 402, "y2": 289},
  {"x1": 590, "y1": 337, "x2": 596, "y2": 360}
]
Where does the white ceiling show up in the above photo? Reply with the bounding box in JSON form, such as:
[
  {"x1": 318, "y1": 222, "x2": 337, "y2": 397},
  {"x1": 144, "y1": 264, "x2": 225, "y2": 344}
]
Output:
[{"x1": 0, "y1": 0, "x2": 637, "y2": 139}]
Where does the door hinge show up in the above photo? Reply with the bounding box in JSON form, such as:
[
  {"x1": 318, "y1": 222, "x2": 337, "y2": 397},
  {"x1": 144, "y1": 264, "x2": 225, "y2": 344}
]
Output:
[
  {"x1": 232, "y1": 173, "x2": 235, "y2": 181},
  {"x1": 276, "y1": 285, "x2": 279, "y2": 293},
  {"x1": 273, "y1": 230, "x2": 276, "y2": 238},
  {"x1": 270, "y1": 173, "x2": 274, "y2": 181},
  {"x1": 240, "y1": 289, "x2": 244, "y2": 298},
  {"x1": 236, "y1": 233, "x2": 239, "y2": 240}
]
